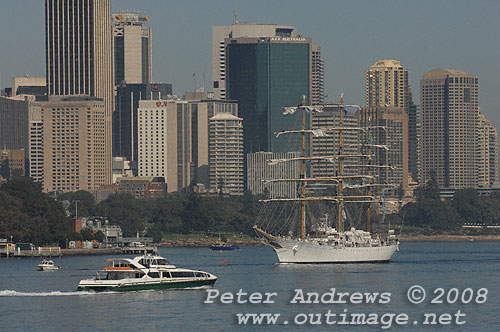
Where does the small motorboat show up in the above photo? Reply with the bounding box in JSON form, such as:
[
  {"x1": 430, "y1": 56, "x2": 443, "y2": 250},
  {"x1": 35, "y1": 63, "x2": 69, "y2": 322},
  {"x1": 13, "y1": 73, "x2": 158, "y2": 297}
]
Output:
[
  {"x1": 210, "y1": 241, "x2": 240, "y2": 251},
  {"x1": 37, "y1": 260, "x2": 60, "y2": 271}
]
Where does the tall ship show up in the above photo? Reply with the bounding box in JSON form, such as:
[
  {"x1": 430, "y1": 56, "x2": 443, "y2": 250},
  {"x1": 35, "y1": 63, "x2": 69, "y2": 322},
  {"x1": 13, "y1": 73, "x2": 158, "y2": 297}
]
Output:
[{"x1": 254, "y1": 95, "x2": 399, "y2": 263}]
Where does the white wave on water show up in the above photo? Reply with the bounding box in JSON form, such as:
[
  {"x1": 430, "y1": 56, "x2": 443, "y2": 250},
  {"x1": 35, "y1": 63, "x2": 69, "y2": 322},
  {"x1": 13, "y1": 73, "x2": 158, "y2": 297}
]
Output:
[{"x1": 0, "y1": 290, "x2": 96, "y2": 297}]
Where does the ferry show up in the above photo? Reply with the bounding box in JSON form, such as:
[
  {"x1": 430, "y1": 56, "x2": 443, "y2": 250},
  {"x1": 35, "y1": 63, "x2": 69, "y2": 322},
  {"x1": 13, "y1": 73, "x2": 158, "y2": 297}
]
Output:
[{"x1": 77, "y1": 255, "x2": 217, "y2": 292}]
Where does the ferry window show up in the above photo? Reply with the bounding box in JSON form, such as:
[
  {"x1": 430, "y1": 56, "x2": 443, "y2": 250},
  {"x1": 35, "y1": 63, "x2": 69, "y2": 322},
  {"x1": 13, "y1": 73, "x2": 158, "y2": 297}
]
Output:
[
  {"x1": 108, "y1": 272, "x2": 121, "y2": 280},
  {"x1": 195, "y1": 272, "x2": 204, "y2": 278},
  {"x1": 170, "y1": 272, "x2": 195, "y2": 278},
  {"x1": 162, "y1": 272, "x2": 171, "y2": 278},
  {"x1": 157, "y1": 259, "x2": 169, "y2": 265},
  {"x1": 135, "y1": 272, "x2": 145, "y2": 278},
  {"x1": 148, "y1": 272, "x2": 160, "y2": 278}
]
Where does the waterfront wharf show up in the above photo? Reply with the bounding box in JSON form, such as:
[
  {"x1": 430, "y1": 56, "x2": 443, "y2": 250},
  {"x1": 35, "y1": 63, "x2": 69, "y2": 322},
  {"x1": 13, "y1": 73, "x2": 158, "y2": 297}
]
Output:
[
  {"x1": 121, "y1": 246, "x2": 158, "y2": 255},
  {"x1": 0, "y1": 246, "x2": 62, "y2": 259}
]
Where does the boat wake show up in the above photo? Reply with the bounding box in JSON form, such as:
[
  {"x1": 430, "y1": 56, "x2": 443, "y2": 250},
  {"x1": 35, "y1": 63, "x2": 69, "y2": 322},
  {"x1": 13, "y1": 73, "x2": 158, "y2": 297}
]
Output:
[{"x1": 0, "y1": 289, "x2": 97, "y2": 297}]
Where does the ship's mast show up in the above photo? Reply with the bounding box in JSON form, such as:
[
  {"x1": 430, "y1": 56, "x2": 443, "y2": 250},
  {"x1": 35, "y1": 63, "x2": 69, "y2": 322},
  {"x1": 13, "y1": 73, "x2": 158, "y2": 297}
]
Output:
[
  {"x1": 366, "y1": 115, "x2": 372, "y2": 233},
  {"x1": 337, "y1": 94, "x2": 344, "y2": 233},
  {"x1": 300, "y1": 95, "x2": 307, "y2": 241}
]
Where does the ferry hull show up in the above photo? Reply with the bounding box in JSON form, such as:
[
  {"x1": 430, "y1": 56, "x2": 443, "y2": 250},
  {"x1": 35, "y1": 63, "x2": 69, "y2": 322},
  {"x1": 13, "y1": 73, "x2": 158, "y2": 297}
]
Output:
[
  {"x1": 77, "y1": 278, "x2": 216, "y2": 292},
  {"x1": 274, "y1": 239, "x2": 397, "y2": 264}
]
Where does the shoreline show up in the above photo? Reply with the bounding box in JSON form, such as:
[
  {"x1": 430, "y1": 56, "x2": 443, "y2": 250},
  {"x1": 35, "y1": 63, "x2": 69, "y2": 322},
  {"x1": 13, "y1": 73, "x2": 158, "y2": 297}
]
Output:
[
  {"x1": 398, "y1": 234, "x2": 500, "y2": 242},
  {"x1": 52, "y1": 234, "x2": 500, "y2": 256},
  {"x1": 157, "y1": 238, "x2": 266, "y2": 247}
]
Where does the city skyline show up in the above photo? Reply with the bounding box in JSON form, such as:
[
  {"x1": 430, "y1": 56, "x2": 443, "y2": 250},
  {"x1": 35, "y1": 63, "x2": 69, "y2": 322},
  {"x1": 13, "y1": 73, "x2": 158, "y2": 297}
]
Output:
[{"x1": 1, "y1": 1, "x2": 498, "y2": 128}]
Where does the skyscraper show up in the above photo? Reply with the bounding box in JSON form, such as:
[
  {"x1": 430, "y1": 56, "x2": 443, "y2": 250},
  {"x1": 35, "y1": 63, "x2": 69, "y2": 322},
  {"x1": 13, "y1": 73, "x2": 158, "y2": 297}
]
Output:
[
  {"x1": 365, "y1": 60, "x2": 409, "y2": 188},
  {"x1": 112, "y1": 13, "x2": 152, "y2": 85},
  {"x1": 310, "y1": 107, "x2": 358, "y2": 179},
  {"x1": 212, "y1": 23, "x2": 297, "y2": 100},
  {"x1": 137, "y1": 99, "x2": 192, "y2": 192},
  {"x1": 366, "y1": 60, "x2": 409, "y2": 109},
  {"x1": 45, "y1": 0, "x2": 113, "y2": 184},
  {"x1": 41, "y1": 97, "x2": 106, "y2": 192},
  {"x1": 420, "y1": 69, "x2": 478, "y2": 188},
  {"x1": 113, "y1": 82, "x2": 172, "y2": 167},
  {"x1": 407, "y1": 88, "x2": 419, "y2": 183},
  {"x1": 247, "y1": 151, "x2": 300, "y2": 198},
  {"x1": 209, "y1": 113, "x2": 244, "y2": 195},
  {"x1": 311, "y1": 45, "x2": 324, "y2": 105},
  {"x1": 0, "y1": 95, "x2": 43, "y2": 183},
  {"x1": 189, "y1": 98, "x2": 238, "y2": 187},
  {"x1": 358, "y1": 107, "x2": 409, "y2": 189},
  {"x1": 225, "y1": 36, "x2": 311, "y2": 154},
  {"x1": 478, "y1": 112, "x2": 498, "y2": 187}
]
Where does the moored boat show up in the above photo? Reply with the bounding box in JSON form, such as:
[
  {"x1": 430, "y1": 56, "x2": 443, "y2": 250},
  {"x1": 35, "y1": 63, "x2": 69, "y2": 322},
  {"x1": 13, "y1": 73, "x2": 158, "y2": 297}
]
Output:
[
  {"x1": 210, "y1": 241, "x2": 240, "y2": 251},
  {"x1": 77, "y1": 255, "x2": 217, "y2": 292}
]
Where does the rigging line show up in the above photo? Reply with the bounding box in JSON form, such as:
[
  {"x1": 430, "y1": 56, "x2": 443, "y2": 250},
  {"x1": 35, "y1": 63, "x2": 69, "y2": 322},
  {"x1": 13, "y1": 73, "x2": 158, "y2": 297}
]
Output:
[
  {"x1": 277, "y1": 201, "x2": 298, "y2": 235},
  {"x1": 265, "y1": 200, "x2": 291, "y2": 233}
]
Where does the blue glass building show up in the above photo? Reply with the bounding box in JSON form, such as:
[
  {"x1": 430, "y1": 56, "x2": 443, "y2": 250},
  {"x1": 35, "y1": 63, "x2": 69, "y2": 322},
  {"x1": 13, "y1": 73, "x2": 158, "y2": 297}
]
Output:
[{"x1": 226, "y1": 37, "x2": 311, "y2": 154}]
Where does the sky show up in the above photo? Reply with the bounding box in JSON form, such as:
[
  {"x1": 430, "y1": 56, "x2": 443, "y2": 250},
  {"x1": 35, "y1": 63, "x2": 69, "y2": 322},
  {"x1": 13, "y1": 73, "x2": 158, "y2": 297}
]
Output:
[{"x1": 1, "y1": 0, "x2": 500, "y2": 128}]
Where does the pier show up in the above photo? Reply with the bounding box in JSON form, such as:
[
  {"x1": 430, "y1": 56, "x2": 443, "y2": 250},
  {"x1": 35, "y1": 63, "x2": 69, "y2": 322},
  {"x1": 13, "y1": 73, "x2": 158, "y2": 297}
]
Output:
[
  {"x1": 121, "y1": 247, "x2": 158, "y2": 255},
  {"x1": 0, "y1": 246, "x2": 62, "y2": 259}
]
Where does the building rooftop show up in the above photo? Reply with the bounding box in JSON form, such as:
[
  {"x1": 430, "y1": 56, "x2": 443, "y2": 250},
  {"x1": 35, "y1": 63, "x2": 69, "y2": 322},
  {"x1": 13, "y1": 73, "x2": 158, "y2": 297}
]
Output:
[
  {"x1": 372, "y1": 60, "x2": 402, "y2": 68},
  {"x1": 424, "y1": 68, "x2": 469, "y2": 78},
  {"x1": 210, "y1": 113, "x2": 242, "y2": 121},
  {"x1": 112, "y1": 13, "x2": 148, "y2": 25}
]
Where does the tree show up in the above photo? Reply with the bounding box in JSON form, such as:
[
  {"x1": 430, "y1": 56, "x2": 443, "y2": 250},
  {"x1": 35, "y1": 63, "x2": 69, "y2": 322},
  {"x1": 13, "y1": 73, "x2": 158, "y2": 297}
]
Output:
[
  {"x1": 60, "y1": 190, "x2": 97, "y2": 218},
  {"x1": 96, "y1": 193, "x2": 144, "y2": 237},
  {"x1": 68, "y1": 232, "x2": 83, "y2": 241},
  {"x1": 94, "y1": 230, "x2": 105, "y2": 242},
  {"x1": 0, "y1": 178, "x2": 70, "y2": 245},
  {"x1": 80, "y1": 228, "x2": 94, "y2": 241},
  {"x1": 417, "y1": 170, "x2": 440, "y2": 201},
  {"x1": 0, "y1": 158, "x2": 10, "y2": 179}
]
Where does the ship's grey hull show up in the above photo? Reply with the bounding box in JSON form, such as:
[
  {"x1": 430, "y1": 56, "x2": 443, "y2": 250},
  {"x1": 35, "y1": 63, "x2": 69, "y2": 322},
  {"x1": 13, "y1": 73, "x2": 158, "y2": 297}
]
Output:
[{"x1": 274, "y1": 239, "x2": 397, "y2": 264}]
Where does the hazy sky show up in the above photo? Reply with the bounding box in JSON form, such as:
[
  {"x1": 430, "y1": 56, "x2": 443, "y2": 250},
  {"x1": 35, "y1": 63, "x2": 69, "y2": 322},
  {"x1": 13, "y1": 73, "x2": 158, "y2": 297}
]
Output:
[{"x1": 1, "y1": 0, "x2": 499, "y2": 128}]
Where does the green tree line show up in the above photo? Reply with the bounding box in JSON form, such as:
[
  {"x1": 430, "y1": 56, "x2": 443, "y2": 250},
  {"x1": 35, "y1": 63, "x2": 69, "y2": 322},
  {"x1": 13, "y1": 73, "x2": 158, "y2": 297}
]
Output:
[
  {"x1": 0, "y1": 178, "x2": 262, "y2": 245},
  {"x1": 0, "y1": 178, "x2": 70, "y2": 245},
  {"x1": 389, "y1": 174, "x2": 500, "y2": 232}
]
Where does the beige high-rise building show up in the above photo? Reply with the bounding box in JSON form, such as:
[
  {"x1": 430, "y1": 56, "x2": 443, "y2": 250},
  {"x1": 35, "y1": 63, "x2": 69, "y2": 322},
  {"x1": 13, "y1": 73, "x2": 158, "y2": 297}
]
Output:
[
  {"x1": 366, "y1": 60, "x2": 408, "y2": 109},
  {"x1": 478, "y1": 112, "x2": 498, "y2": 187},
  {"x1": 209, "y1": 113, "x2": 244, "y2": 195},
  {"x1": 41, "y1": 97, "x2": 106, "y2": 192},
  {"x1": 188, "y1": 98, "x2": 238, "y2": 187},
  {"x1": 420, "y1": 69, "x2": 478, "y2": 188},
  {"x1": 247, "y1": 151, "x2": 301, "y2": 198},
  {"x1": 311, "y1": 45, "x2": 324, "y2": 105},
  {"x1": 212, "y1": 23, "x2": 297, "y2": 99},
  {"x1": 28, "y1": 102, "x2": 44, "y2": 184},
  {"x1": 310, "y1": 107, "x2": 359, "y2": 179},
  {"x1": 137, "y1": 97, "x2": 241, "y2": 194},
  {"x1": 365, "y1": 60, "x2": 409, "y2": 189},
  {"x1": 45, "y1": 0, "x2": 113, "y2": 185},
  {"x1": 137, "y1": 99, "x2": 192, "y2": 192},
  {"x1": 357, "y1": 107, "x2": 409, "y2": 189},
  {"x1": 112, "y1": 13, "x2": 152, "y2": 85}
]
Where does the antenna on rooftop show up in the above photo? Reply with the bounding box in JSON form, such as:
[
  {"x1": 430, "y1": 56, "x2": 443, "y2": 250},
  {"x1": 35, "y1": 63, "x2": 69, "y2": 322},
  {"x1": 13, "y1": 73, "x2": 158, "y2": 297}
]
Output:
[{"x1": 233, "y1": 8, "x2": 238, "y2": 24}]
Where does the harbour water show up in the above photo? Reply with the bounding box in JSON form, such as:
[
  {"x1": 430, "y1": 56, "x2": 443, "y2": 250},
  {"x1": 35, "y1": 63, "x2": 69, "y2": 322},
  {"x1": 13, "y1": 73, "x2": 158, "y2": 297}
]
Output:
[{"x1": 1, "y1": 241, "x2": 499, "y2": 331}]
